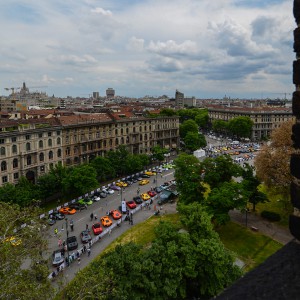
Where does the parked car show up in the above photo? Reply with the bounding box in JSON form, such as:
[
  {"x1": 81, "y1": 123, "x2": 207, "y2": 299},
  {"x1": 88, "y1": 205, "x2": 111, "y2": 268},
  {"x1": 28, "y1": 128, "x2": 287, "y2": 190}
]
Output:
[
  {"x1": 80, "y1": 230, "x2": 92, "y2": 244},
  {"x1": 141, "y1": 174, "x2": 150, "y2": 178},
  {"x1": 52, "y1": 250, "x2": 64, "y2": 267},
  {"x1": 145, "y1": 171, "x2": 156, "y2": 176},
  {"x1": 126, "y1": 200, "x2": 137, "y2": 209},
  {"x1": 110, "y1": 185, "x2": 121, "y2": 191},
  {"x1": 67, "y1": 236, "x2": 78, "y2": 250},
  {"x1": 59, "y1": 207, "x2": 76, "y2": 215},
  {"x1": 133, "y1": 196, "x2": 143, "y2": 204},
  {"x1": 139, "y1": 179, "x2": 149, "y2": 185},
  {"x1": 141, "y1": 193, "x2": 151, "y2": 201},
  {"x1": 116, "y1": 181, "x2": 128, "y2": 187},
  {"x1": 99, "y1": 192, "x2": 107, "y2": 198},
  {"x1": 147, "y1": 190, "x2": 157, "y2": 197},
  {"x1": 92, "y1": 222, "x2": 103, "y2": 235},
  {"x1": 154, "y1": 186, "x2": 163, "y2": 193},
  {"x1": 92, "y1": 195, "x2": 101, "y2": 202},
  {"x1": 124, "y1": 179, "x2": 133, "y2": 185},
  {"x1": 78, "y1": 197, "x2": 93, "y2": 206},
  {"x1": 102, "y1": 188, "x2": 114, "y2": 194},
  {"x1": 69, "y1": 203, "x2": 87, "y2": 210},
  {"x1": 48, "y1": 219, "x2": 56, "y2": 226},
  {"x1": 110, "y1": 209, "x2": 122, "y2": 220},
  {"x1": 49, "y1": 212, "x2": 65, "y2": 220},
  {"x1": 101, "y1": 216, "x2": 113, "y2": 227}
]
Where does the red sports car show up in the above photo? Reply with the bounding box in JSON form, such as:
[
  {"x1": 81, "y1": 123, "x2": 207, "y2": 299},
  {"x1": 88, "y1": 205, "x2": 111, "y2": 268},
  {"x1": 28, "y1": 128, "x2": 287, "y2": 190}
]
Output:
[
  {"x1": 147, "y1": 190, "x2": 157, "y2": 197},
  {"x1": 126, "y1": 200, "x2": 137, "y2": 209},
  {"x1": 110, "y1": 209, "x2": 122, "y2": 220},
  {"x1": 92, "y1": 222, "x2": 103, "y2": 235}
]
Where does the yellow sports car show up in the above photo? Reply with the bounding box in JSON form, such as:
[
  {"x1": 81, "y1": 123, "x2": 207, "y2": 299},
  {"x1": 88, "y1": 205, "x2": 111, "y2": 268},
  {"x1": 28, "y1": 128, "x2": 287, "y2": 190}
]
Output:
[
  {"x1": 116, "y1": 181, "x2": 128, "y2": 187},
  {"x1": 145, "y1": 171, "x2": 156, "y2": 176},
  {"x1": 139, "y1": 179, "x2": 150, "y2": 185},
  {"x1": 141, "y1": 193, "x2": 151, "y2": 201}
]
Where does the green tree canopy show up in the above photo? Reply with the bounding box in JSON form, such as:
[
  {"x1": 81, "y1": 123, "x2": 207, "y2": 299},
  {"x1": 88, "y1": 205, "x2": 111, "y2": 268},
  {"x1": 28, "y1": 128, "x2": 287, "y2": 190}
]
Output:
[
  {"x1": 201, "y1": 155, "x2": 243, "y2": 189},
  {"x1": 179, "y1": 119, "x2": 198, "y2": 139},
  {"x1": 0, "y1": 202, "x2": 54, "y2": 300},
  {"x1": 212, "y1": 119, "x2": 228, "y2": 133},
  {"x1": 159, "y1": 108, "x2": 178, "y2": 116},
  {"x1": 195, "y1": 111, "x2": 209, "y2": 128},
  {"x1": 227, "y1": 116, "x2": 253, "y2": 138},
  {"x1": 184, "y1": 132, "x2": 207, "y2": 152},
  {"x1": 151, "y1": 145, "x2": 169, "y2": 162},
  {"x1": 62, "y1": 165, "x2": 98, "y2": 197},
  {"x1": 90, "y1": 156, "x2": 116, "y2": 182},
  {"x1": 106, "y1": 145, "x2": 130, "y2": 176},
  {"x1": 174, "y1": 153, "x2": 206, "y2": 204}
]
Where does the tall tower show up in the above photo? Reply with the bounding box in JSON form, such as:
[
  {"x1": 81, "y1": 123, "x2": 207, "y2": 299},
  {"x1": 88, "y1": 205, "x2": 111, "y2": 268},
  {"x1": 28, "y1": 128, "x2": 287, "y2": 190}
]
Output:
[{"x1": 290, "y1": 0, "x2": 300, "y2": 240}]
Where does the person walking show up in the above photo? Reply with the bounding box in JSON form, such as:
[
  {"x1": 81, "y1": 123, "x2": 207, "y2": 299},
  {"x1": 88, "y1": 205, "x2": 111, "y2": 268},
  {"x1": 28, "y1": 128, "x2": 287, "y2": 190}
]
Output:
[
  {"x1": 87, "y1": 248, "x2": 91, "y2": 257},
  {"x1": 86, "y1": 224, "x2": 89, "y2": 230},
  {"x1": 90, "y1": 213, "x2": 94, "y2": 221},
  {"x1": 70, "y1": 220, "x2": 74, "y2": 231},
  {"x1": 77, "y1": 257, "x2": 81, "y2": 265},
  {"x1": 58, "y1": 238, "x2": 62, "y2": 247},
  {"x1": 54, "y1": 228, "x2": 58, "y2": 235}
]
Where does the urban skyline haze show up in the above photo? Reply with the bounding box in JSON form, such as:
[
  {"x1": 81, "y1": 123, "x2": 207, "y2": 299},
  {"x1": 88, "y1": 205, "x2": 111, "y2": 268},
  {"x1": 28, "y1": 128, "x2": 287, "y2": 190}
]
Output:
[{"x1": 0, "y1": 0, "x2": 294, "y2": 99}]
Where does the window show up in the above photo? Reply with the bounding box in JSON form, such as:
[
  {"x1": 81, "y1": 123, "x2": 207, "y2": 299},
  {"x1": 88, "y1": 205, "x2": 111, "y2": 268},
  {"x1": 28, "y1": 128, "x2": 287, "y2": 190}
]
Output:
[
  {"x1": 57, "y1": 137, "x2": 61, "y2": 145},
  {"x1": 26, "y1": 142, "x2": 31, "y2": 151},
  {"x1": 12, "y1": 144, "x2": 17, "y2": 154},
  {"x1": 49, "y1": 151, "x2": 53, "y2": 160},
  {"x1": 39, "y1": 140, "x2": 43, "y2": 148},
  {"x1": 40, "y1": 166, "x2": 45, "y2": 172},
  {"x1": 38, "y1": 133, "x2": 43, "y2": 138},
  {"x1": 1, "y1": 161, "x2": 7, "y2": 171},
  {"x1": 13, "y1": 159, "x2": 18, "y2": 168},
  {"x1": 66, "y1": 147, "x2": 70, "y2": 156},
  {"x1": 25, "y1": 135, "x2": 31, "y2": 140},
  {"x1": 56, "y1": 131, "x2": 60, "y2": 136},
  {"x1": 13, "y1": 173, "x2": 19, "y2": 180},
  {"x1": 48, "y1": 132, "x2": 52, "y2": 137},
  {"x1": 2, "y1": 176, "x2": 8, "y2": 183},
  {"x1": 48, "y1": 139, "x2": 52, "y2": 147},
  {"x1": 11, "y1": 137, "x2": 17, "y2": 142},
  {"x1": 27, "y1": 155, "x2": 32, "y2": 165},
  {"x1": 39, "y1": 153, "x2": 44, "y2": 162},
  {"x1": 57, "y1": 149, "x2": 61, "y2": 157},
  {"x1": 0, "y1": 139, "x2": 4, "y2": 144}
]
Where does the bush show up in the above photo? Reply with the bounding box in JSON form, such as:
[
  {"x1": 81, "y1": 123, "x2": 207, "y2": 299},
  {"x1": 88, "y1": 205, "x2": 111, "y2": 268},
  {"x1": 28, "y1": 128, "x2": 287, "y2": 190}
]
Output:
[{"x1": 261, "y1": 210, "x2": 281, "y2": 222}]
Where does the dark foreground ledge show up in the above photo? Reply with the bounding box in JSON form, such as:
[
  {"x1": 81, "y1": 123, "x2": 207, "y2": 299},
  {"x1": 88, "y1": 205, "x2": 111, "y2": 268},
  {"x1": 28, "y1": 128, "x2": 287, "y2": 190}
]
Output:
[{"x1": 216, "y1": 239, "x2": 300, "y2": 300}]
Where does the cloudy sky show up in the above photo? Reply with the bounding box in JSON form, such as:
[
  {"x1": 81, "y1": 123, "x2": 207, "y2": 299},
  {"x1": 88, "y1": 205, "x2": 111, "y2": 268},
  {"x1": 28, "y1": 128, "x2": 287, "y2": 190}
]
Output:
[{"x1": 0, "y1": 0, "x2": 295, "y2": 99}]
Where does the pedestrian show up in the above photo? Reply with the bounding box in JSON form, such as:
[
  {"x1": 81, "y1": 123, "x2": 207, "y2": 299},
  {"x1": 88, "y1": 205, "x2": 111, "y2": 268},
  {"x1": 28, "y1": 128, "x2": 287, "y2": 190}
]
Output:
[
  {"x1": 64, "y1": 244, "x2": 67, "y2": 253},
  {"x1": 70, "y1": 223, "x2": 74, "y2": 231},
  {"x1": 54, "y1": 228, "x2": 58, "y2": 235},
  {"x1": 94, "y1": 213, "x2": 97, "y2": 220},
  {"x1": 109, "y1": 229, "x2": 112, "y2": 236},
  {"x1": 86, "y1": 224, "x2": 89, "y2": 230},
  {"x1": 87, "y1": 248, "x2": 91, "y2": 257},
  {"x1": 77, "y1": 257, "x2": 81, "y2": 265},
  {"x1": 90, "y1": 213, "x2": 94, "y2": 221},
  {"x1": 83, "y1": 245, "x2": 87, "y2": 253},
  {"x1": 58, "y1": 238, "x2": 62, "y2": 247}
]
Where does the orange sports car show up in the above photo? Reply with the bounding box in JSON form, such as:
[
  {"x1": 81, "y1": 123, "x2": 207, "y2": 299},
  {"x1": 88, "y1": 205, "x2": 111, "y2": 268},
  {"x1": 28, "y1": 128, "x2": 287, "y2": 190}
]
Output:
[
  {"x1": 110, "y1": 209, "x2": 122, "y2": 220},
  {"x1": 101, "y1": 216, "x2": 113, "y2": 227},
  {"x1": 59, "y1": 207, "x2": 76, "y2": 215}
]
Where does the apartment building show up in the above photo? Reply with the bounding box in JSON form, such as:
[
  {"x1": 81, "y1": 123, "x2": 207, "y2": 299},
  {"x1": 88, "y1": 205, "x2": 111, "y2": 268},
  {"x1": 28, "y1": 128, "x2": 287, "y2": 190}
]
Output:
[
  {"x1": 0, "y1": 112, "x2": 179, "y2": 186},
  {"x1": 207, "y1": 105, "x2": 294, "y2": 140}
]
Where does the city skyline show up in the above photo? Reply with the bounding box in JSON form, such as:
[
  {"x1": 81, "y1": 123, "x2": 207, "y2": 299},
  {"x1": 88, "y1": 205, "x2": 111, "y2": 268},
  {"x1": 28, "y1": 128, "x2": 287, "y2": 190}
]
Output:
[{"x1": 0, "y1": 0, "x2": 294, "y2": 99}]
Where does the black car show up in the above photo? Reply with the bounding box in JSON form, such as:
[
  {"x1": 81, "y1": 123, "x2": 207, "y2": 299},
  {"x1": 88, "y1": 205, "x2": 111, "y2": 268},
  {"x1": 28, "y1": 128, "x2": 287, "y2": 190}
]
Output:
[
  {"x1": 131, "y1": 177, "x2": 138, "y2": 183},
  {"x1": 69, "y1": 203, "x2": 87, "y2": 210},
  {"x1": 49, "y1": 212, "x2": 65, "y2": 220},
  {"x1": 141, "y1": 174, "x2": 150, "y2": 178},
  {"x1": 133, "y1": 196, "x2": 143, "y2": 204},
  {"x1": 67, "y1": 236, "x2": 78, "y2": 251},
  {"x1": 124, "y1": 179, "x2": 133, "y2": 185},
  {"x1": 154, "y1": 186, "x2": 163, "y2": 193}
]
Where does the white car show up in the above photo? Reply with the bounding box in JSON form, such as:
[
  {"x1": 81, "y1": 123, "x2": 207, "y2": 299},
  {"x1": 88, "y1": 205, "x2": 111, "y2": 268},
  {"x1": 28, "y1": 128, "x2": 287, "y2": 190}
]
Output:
[
  {"x1": 52, "y1": 250, "x2": 64, "y2": 267},
  {"x1": 102, "y1": 188, "x2": 114, "y2": 195},
  {"x1": 92, "y1": 195, "x2": 101, "y2": 202}
]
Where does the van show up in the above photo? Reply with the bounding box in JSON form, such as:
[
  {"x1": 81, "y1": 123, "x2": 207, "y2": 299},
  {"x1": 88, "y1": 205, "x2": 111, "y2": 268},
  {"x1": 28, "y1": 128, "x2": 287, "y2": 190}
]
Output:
[{"x1": 231, "y1": 140, "x2": 240, "y2": 145}]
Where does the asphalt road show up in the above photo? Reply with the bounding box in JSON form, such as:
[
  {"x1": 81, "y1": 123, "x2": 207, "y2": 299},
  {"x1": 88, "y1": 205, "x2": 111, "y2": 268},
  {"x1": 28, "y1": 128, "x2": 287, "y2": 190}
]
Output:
[{"x1": 46, "y1": 169, "x2": 176, "y2": 283}]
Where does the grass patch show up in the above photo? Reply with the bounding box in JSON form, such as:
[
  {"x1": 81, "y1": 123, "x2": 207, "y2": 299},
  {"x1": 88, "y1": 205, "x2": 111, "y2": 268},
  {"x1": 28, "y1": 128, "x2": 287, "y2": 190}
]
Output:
[
  {"x1": 254, "y1": 185, "x2": 292, "y2": 227},
  {"x1": 216, "y1": 221, "x2": 283, "y2": 271}
]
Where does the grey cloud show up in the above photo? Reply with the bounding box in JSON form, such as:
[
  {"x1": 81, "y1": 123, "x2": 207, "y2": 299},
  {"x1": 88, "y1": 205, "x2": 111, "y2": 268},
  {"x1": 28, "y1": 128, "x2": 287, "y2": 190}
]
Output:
[
  {"x1": 251, "y1": 16, "x2": 277, "y2": 38},
  {"x1": 147, "y1": 56, "x2": 183, "y2": 72}
]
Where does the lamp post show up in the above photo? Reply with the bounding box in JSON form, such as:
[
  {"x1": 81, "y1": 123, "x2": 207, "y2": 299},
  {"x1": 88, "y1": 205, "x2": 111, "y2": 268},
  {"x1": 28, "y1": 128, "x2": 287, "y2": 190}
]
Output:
[{"x1": 65, "y1": 218, "x2": 70, "y2": 265}]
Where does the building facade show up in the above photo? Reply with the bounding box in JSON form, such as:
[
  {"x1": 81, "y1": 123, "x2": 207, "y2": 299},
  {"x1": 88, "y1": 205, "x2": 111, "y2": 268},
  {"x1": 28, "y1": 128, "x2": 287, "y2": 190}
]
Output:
[
  {"x1": 0, "y1": 113, "x2": 179, "y2": 187},
  {"x1": 207, "y1": 105, "x2": 294, "y2": 140}
]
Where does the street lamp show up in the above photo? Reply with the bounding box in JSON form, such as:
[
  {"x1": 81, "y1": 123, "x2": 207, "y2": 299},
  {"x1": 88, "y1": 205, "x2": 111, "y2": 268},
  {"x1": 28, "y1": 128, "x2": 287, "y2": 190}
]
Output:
[{"x1": 65, "y1": 218, "x2": 70, "y2": 265}]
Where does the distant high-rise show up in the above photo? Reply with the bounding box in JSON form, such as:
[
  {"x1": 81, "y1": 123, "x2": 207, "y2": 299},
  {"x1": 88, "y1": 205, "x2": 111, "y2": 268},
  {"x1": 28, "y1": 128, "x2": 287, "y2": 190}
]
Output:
[
  {"x1": 106, "y1": 88, "x2": 115, "y2": 98},
  {"x1": 175, "y1": 89, "x2": 184, "y2": 107},
  {"x1": 93, "y1": 92, "x2": 99, "y2": 99}
]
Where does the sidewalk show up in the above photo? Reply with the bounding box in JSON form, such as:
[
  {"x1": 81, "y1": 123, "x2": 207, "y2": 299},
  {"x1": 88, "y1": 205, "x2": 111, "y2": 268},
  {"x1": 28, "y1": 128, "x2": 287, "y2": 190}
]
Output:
[{"x1": 229, "y1": 209, "x2": 294, "y2": 245}]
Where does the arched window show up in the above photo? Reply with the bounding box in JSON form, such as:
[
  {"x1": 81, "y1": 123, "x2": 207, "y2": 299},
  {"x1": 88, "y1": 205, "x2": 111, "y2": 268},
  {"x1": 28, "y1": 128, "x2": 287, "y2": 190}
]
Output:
[
  {"x1": 49, "y1": 151, "x2": 53, "y2": 160},
  {"x1": 57, "y1": 137, "x2": 61, "y2": 145},
  {"x1": 12, "y1": 144, "x2": 17, "y2": 154},
  {"x1": 39, "y1": 153, "x2": 44, "y2": 162},
  {"x1": 1, "y1": 161, "x2": 7, "y2": 171},
  {"x1": 115, "y1": 138, "x2": 119, "y2": 146},
  {"x1": 13, "y1": 158, "x2": 18, "y2": 168},
  {"x1": 27, "y1": 155, "x2": 32, "y2": 165},
  {"x1": 48, "y1": 139, "x2": 52, "y2": 147},
  {"x1": 39, "y1": 140, "x2": 43, "y2": 148},
  {"x1": 121, "y1": 137, "x2": 124, "y2": 144},
  {"x1": 109, "y1": 139, "x2": 112, "y2": 146},
  {"x1": 26, "y1": 142, "x2": 31, "y2": 151},
  {"x1": 57, "y1": 149, "x2": 61, "y2": 157},
  {"x1": 66, "y1": 158, "x2": 71, "y2": 165},
  {"x1": 0, "y1": 147, "x2": 5, "y2": 156}
]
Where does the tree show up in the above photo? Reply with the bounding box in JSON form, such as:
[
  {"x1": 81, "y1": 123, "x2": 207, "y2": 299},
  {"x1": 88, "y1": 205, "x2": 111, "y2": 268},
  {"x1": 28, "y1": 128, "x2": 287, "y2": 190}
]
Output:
[
  {"x1": 184, "y1": 132, "x2": 207, "y2": 152},
  {"x1": 241, "y1": 163, "x2": 268, "y2": 211},
  {"x1": 0, "y1": 202, "x2": 54, "y2": 300},
  {"x1": 106, "y1": 145, "x2": 130, "y2": 176},
  {"x1": 159, "y1": 108, "x2": 178, "y2": 116},
  {"x1": 62, "y1": 165, "x2": 98, "y2": 197},
  {"x1": 125, "y1": 154, "x2": 144, "y2": 174},
  {"x1": 254, "y1": 119, "x2": 294, "y2": 201},
  {"x1": 195, "y1": 111, "x2": 209, "y2": 128},
  {"x1": 201, "y1": 155, "x2": 243, "y2": 189},
  {"x1": 90, "y1": 156, "x2": 116, "y2": 182},
  {"x1": 205, "y1": 182, "x2": 246, "y2": 225},
  {"x1": 227, "y1": 116, "x2": 253, "y2": 138},
  {"x1": 174, "y1": 153, "x2": 206, "y2": 204},
  {"x1": 151, "y1": 145, "x2": 168, "y2": 162},
  {"x1": 179, "y1": 119, "x2": 198, "y2": 139},
  {"x1": 212, "y1": 119, "x2": 228, "y2": 133}
]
